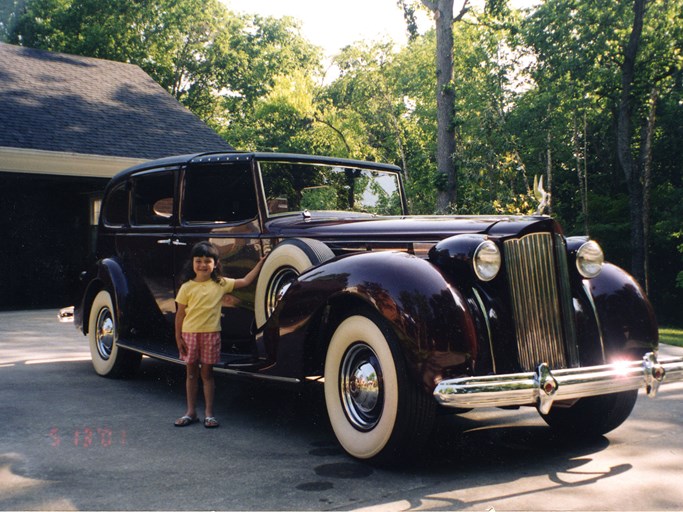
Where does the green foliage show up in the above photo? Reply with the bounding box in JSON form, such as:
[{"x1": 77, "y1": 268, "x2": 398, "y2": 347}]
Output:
[
  {"x1": 514, "y1": 0, "x2": 683, "y2": 324},
  {"x1": 0, "y1": 0, "x2": 25, "y2": 39},
  {"x1": 659, "y1": 328, "x2": 683, "y2": 348}
]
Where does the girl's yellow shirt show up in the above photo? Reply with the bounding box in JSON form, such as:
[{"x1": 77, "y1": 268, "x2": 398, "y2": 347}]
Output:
[{"x1": 176, "y1": 277, "x2": 235, "y2": 333}]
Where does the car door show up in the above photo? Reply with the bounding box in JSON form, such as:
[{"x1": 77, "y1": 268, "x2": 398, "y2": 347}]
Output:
[
  {"x1": 118, "y1": 168, "x2": 178, "y2": 351},
  {"x1": 173, "y1": 158, "x2": 262, "y2": 359}
]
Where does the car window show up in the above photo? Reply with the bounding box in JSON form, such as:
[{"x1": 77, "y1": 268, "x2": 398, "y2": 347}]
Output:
[
  {"x1": 130, "y1": 171, "x2": 175, "y2": 226},
  {"x1": 102, "y1": 182, "x2": 129, "y2": 226},
  {"x1": 182, "y1": 162, "x2": 257, "y2": 224},
  {"x1": 260, "y1": 162, "x2": 403, "y2": 216}
]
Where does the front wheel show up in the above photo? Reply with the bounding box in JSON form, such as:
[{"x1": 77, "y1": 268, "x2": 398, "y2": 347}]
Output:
[
  {"x1": 88, "y1": 290, "x2": 141, "y2": 378},
  {"x1": 323, "y1": 312, "x2": 435, "y2": 462},
  {"x1": 539, "y1": 389, "x2": 638, "y2": 437}
]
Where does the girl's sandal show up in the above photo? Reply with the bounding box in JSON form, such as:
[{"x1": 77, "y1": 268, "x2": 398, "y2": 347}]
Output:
[
  {"x1": 204, "y1": 416, "x2": 219, "y2": 428},
  {"x1": 174, "y1": 415, "x2": 198, "y2": 427}
]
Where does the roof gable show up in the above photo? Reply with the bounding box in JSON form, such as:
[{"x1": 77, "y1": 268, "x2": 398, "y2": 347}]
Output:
[{"x1": 0, "y1": 43, "x2": 232, "y2": 160}]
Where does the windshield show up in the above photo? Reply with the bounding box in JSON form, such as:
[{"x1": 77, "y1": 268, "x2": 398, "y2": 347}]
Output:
[{"x1": 259, "y1": 161, "x2": 404, "y2": 217}]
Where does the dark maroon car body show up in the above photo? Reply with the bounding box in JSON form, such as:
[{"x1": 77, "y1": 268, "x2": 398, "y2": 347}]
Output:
[{"x1": 75, "y1": 151, "x2": 683, "y2": 461}]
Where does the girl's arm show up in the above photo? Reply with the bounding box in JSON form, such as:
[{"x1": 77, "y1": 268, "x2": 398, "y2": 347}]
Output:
[
  {"x1": 233, "y1": 256, "x2": 266, "y2": 290},
  {"x1": 175, "y1": 303, "x2": 187, "y2": 357}
]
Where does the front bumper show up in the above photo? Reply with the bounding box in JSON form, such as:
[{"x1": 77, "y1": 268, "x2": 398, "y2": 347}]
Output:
[{"x1": 433, "y1": 352, "x2": 683, "y2": 414}]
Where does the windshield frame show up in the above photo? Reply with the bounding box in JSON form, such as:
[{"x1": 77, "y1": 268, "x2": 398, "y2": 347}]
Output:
[{"x1": 255, "y1": 155, "x2": 407, "y2": 219}]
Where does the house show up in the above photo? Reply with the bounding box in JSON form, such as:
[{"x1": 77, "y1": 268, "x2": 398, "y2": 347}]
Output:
[{"x1": 0, "y1": 43, "x2": 233, "y2": 310}]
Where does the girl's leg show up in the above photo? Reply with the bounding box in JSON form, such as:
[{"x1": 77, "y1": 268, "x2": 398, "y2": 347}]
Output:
[
  {"x1": 200, "y1": 363, "x2": 215, "y2": 419},
  {"x1": 185, "y1": 362, "x2": 200, "y2": 418}
]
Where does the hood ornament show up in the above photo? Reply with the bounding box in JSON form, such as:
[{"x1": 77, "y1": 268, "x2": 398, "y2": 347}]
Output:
[{"x1": 533, "y1": 176, "x2": 550, "y2": 216}]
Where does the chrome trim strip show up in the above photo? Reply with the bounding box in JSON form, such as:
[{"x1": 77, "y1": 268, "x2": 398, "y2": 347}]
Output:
[
  {"x1": 116, "y1": 343, "x2": 180, "y2": 364},
  {"x1": 116, "y1": 342, "x2": 301, "y2": 384},
  {"x1": 434, "y1": 352, "x2": 683, "y2": 413},
  {"x1": 472, "y1": 287, "x2": 496, "y2": 374},
  {"x1": 213, "y1": 368, "x2": 301, "y2": 384},
  {"x1": 555, "y1": 234, "x2": 579, "y2": 366},
  {"x1": 582, "y1": 279, "x2": 606, "y2": 362}
]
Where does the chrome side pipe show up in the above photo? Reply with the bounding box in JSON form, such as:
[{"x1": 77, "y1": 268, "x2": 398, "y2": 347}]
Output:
[{"x1": 433, "y1": 352, "x2": 683, "y2": 414}]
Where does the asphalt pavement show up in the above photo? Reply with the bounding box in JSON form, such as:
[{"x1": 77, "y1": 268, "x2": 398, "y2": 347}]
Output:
[{"x1": 1, "y1": 309, "x2": 683, "y2": 511}]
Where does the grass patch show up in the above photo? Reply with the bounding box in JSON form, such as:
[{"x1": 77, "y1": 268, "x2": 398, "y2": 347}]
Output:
[{"x1": 660, "y1": 327, "x2": 683, "y2": 348}]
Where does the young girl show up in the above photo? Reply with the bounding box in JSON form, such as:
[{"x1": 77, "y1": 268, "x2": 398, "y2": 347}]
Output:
[{"x1": 174, "y1": 241, "x2": 264, "y2": 428}]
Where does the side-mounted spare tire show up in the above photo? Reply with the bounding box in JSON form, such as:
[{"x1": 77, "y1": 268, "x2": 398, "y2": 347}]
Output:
[
  {"x1": 254, "y1": 238, "x2": 335, "y2": 328},
  {"x1": 88, "y1": 290, "x2": 141, "y2": 378}
]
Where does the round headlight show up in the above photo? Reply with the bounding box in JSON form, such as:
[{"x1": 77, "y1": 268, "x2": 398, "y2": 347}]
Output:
[
  {"x1": 576, "y1": 240, "x2": 604, "y2": 278},
  {"x1": 473, "y1": 240, "x2": 501, "y2": 282}
]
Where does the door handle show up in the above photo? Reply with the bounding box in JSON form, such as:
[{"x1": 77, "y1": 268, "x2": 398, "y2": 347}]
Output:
[
  {"x1": 157, "y1": 239, "x2": 172, "y2": 245},
  {"x1": 172, "y1": 240, "x2": 188, "y2": 246}
]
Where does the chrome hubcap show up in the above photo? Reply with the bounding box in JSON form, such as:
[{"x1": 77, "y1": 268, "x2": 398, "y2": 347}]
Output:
[
  {"x1": 265, "y1": 266, "x2": 297, "y2": 316},
  {"x1": 95, "y1": 308, "x2": 114, "y2": 360},
  {"x1": 340, "y1": 343, "x2": 383, "y2": 431}
]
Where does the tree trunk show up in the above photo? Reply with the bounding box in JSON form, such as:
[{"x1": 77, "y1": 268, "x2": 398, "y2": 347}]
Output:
[
  {"x1": 582, "y1": 113, "x2": 589, "y2": 234},
  {"x1": 616, "y1": 0, "x2": 647, "y2": 286},
  {"x1": 546, "y1": 130, "x2": 553, "y2": 215},
  {"x1": 640, "y1": 87, "x2": 658, "y2": 295},
  {"x1": 435, "y1": 0, "x2": 457, "y2": 212},
  {"x1": 423, "y1": 0, "x2": 466, "y2": 212},
  {"x1": 573, "y1": 113, "x2": 589, "y2": 234}
]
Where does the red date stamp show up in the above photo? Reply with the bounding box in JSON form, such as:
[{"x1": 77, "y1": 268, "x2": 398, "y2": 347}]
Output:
[{"x1": 49, "y1": 427, "x2": 127, "y2": 448}]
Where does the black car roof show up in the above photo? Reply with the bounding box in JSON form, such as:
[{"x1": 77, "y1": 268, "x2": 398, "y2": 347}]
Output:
[{"x1": 109, "y1": 151, "x2": 403, "y2": 185}]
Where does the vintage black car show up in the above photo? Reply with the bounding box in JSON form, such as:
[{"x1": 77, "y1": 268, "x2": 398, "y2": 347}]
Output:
[{"x1": 75, "y1": 151, "x2": 683, "y2": 461}]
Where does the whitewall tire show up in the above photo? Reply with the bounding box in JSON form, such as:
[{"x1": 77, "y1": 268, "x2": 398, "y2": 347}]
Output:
[
  {"x1": 88, "y1": 290, "x2": 140, "y2": 378},
  {"x1": 324, "y1": 312, "x2": 435, "y2": 462}
]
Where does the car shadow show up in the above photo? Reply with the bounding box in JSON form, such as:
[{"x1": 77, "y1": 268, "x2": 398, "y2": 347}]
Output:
[
  {"x1": 134, "y1": 356, "x2": 615, "y2": 472},
  {"x1": 7, "y1": 356, "x2": 631, "y2": 511}
]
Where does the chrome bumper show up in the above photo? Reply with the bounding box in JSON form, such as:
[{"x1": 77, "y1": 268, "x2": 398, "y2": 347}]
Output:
[{"x1": 433, "y1": 352, "x2": 683, "y2": 414}]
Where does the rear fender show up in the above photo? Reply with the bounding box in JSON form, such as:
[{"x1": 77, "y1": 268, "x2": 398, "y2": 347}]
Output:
[
  {"x1": 272, "y1": 251, "x2": 478, "y2": 392},
  {"x1": 78, "y1": 258, "x2": 130, "y2": 336}
]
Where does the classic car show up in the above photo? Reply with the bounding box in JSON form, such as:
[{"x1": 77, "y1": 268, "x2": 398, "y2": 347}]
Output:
[{"x1": 75, "y1": 151, "x2": 683, "y2": 462}]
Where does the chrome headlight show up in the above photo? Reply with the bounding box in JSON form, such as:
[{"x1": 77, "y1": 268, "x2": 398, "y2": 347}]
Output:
[
  {"x1": 576, "y1": 240, "x2": 604, "y2": 278},
  {"x1": 473, "y1": 240, "x2": 501, "y2": 282}
]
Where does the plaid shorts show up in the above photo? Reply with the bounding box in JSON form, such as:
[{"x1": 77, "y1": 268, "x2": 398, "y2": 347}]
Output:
[{"x1": 181, "y1": 332, "x2": 221, "y2": 365}]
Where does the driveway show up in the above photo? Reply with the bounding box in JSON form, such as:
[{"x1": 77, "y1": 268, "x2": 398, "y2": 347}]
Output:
[{"x1": 1, "y1": 309, "x2": 682, "y2": 510}]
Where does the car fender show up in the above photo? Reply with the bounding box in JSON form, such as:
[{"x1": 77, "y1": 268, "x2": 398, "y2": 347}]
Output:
[
  {"x1": 78, "y1": 258, "x2": 130, "y2": 336},
  {"x1": 586, "y1": 263, "x2": 658, "y2": 359},
  {"x1": 271, "y1": 251, "x2": 478, "y2": 392}
]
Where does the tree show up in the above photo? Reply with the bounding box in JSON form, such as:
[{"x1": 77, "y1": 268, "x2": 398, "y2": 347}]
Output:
[
  {"x1": 615, "y1": 0, "x2": 681, "y2": 289},
  {"x1": 401, "y1": 0, "x2": 511, "y2": 212},
  {"x1": 321, "y1": 39, "x2": 440, "y2": 212},
  {"x1": 419, "y1": 0, "x2": 468, "y2": 211},
  {"x1": 0, "y1": 0, "x2": 26, "y2": 40},
  {"x1": 617, "y1": 0, "x2": 649, "y2": 286},
  {"x1": 220, "y1": 14, "x2": 322, "y2": 129},
  {"x1": 517, "y1": 0, "x2": 683, "y2": 320}
]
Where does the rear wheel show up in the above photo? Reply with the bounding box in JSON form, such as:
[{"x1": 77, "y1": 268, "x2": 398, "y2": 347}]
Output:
[
  {"x1": 88, "y1": 290, "x2": 141, "y2": 378},
  {"x1": 323, "y1": 311, "x2": 435, "y2": 462},
  {"x1": 539, "y1": 390, "x2": 638, "y2": 437}
]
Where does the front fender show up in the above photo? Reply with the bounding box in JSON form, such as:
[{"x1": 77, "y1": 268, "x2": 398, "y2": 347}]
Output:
[
  {"x1": 273, "y1": 251, "x2": 478, "y2": 391},
  {"x1": 587, "y1": 263, "x2": 658, "y2": 358}
]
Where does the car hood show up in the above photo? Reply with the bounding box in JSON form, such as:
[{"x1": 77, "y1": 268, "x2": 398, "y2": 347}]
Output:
[{"x1": 264, "y1": 213, "x2": 560, "y2": 242}]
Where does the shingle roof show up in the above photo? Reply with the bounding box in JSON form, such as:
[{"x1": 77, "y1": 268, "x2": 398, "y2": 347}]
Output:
[{"x1": 0, "y1": 43, "x2": 232, "y2": 159}]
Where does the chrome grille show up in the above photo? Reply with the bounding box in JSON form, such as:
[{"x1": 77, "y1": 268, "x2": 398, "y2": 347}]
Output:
[{"x1": 504, "y1": 233, "x2": 577, "y2": 371}]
